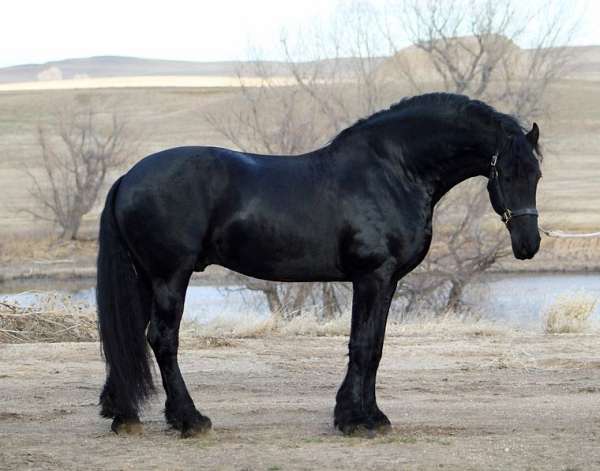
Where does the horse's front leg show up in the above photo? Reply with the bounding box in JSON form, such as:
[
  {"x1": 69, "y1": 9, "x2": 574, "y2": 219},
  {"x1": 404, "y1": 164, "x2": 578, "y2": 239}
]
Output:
[{"x1": 334, "y1": 268, "x2": 397, "y2": 435}]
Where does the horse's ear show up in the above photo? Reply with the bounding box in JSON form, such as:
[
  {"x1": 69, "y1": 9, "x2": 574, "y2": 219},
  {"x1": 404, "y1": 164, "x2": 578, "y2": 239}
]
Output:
[{"x1": 526, "y1": 123, "x2": 539, "y2": 148}]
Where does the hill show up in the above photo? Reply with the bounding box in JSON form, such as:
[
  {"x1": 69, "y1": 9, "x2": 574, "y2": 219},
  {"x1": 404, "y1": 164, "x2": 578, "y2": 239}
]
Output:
[
  {"x1": 378, "y1": 39, "x2": 600, "y2": 83},
  {"x1": 563, "y1": 45, "x2": 600, "y2": 80},
  {"x1": 0, "y1": 55, "x2": 388, "y2": 86},
  {"x1": 1, "y1": 42, "x2": 597, "y2": 89},
  {"x1": 0, "y1": 56, "x2": 248, "y2": 83}
]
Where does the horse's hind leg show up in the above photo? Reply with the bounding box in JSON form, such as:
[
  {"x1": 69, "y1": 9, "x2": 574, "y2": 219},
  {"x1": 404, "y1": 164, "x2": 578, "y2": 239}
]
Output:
[{"x1": 147, "y1": 269, "x2": 212, "y2": 438}]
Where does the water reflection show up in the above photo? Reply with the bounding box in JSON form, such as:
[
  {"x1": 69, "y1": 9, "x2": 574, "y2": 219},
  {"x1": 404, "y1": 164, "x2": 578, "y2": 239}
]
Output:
[{"x1": 1, "y1": 273, "x2": 598, "y2": 329}]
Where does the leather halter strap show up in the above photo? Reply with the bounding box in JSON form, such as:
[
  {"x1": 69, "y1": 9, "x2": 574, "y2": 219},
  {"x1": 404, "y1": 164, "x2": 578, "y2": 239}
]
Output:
[{"x1": 489, "y1": 151, "x2": 538, "y2": 225}]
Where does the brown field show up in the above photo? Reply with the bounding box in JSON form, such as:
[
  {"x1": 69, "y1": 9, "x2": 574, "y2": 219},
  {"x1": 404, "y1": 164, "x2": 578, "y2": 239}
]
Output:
[
  {"x1": 2, "y1": 328, "x2": 600, "y2": 470},
  {"x1": 1, "y1": 76, "x2": 600, "y2": 240}
]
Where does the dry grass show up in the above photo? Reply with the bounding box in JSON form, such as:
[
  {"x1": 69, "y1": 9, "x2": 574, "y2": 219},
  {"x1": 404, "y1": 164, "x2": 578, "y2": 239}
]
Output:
[
  {"x1": 0, "y1": 286, "x2": 591, "y2": 345},
  {"x1": 280, "y1": 311, "x2": 352, "y2": 336},
  {"x1": 0, "y1": 295, "x2": 97, "y2": 343},
  {"x1": 181, "y1": 309, "x2": 353, "y2": 338},
  {"x1": 0, "y1": 295, "x2": 237, "y2": 347},
  {"x1": 543, "y1": 292, "x2": 598, "y2": 334},
  {"x1": 390, "y1": 316, "x2": 512, "y2": 338},
  {"x1": 179, "y1": 334, "x2": 236, "y2": 350},
  {"x1": 186, "y1": 309, "x2": 512, "y2": 339},
  {"x1": 0, "y1": 235, "x2": 97, "y2": 264}
]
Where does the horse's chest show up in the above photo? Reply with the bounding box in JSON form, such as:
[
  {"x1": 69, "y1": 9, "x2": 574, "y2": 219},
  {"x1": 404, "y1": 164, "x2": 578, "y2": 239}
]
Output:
[
  {"x1": 391, "y1": 224, "x2": 433, "y2": 269},
  {"x1": 340, "y1": 207, "x2": 432, "y2": 275}
]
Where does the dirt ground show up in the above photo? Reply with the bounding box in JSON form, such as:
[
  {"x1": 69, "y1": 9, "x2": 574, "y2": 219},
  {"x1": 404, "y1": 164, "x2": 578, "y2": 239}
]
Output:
[{"x1": 2, "y1": 331, "x2": 600, "y2": 471}]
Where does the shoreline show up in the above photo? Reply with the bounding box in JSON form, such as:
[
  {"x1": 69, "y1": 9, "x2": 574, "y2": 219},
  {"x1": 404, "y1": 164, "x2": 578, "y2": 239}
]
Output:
[{"x1": 1, "y1": 264, "x2": 598, "y2": 295}]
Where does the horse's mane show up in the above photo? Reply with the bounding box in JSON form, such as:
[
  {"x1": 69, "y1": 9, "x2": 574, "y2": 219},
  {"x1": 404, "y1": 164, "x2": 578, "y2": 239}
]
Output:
[{"x1": 332, "y1": 92, "x2": 541, "y2": 158}]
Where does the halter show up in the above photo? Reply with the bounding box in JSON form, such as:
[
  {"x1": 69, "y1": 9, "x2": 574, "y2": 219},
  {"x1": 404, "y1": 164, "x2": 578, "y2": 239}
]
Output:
[{"x1": 489, "y1": 151, "x2": 539, "y2": 225}]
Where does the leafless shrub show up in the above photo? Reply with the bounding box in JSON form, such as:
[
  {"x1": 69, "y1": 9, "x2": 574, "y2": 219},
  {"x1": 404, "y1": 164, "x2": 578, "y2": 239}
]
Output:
[{"x1": 24, "y1": 108, "x2": 136, "y2": 240}]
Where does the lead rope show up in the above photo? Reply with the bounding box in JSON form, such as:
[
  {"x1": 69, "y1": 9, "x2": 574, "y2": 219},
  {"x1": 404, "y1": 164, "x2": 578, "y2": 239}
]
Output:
[{"x1": 539, "y1": 226, "x2": 600, "y2": 238}]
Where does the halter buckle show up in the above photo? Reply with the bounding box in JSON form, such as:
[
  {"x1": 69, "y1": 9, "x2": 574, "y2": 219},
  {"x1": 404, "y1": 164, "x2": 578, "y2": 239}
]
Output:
[
  {"x1": 501, "y1": 209, "x2": 512, "y2": 224},
  {"x1": 491, "y1": 153, "x2": 498, "y2": 167}
]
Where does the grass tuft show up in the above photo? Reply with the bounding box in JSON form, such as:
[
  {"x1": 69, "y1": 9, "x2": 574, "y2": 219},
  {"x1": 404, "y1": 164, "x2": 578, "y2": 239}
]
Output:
[
  {"x1": 0, "y1": 293, "x2": 96, "y2": 343},
  {"x1": 542, "y1": 292, "x2": 597, "y2": 334}
]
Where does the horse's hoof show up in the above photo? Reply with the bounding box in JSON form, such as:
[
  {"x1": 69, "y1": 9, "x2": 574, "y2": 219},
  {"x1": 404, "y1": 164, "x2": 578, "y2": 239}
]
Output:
[
  {"x1": 166, "y1": 407, "x2": 212, "y2": 438},
  {"x1": 370, "y1": 412, "x2": 392, "y2": 434},
  {"x1": 335, "y1": 412, "x2": 392, "y2": 437},
  {"x1": 339, "y1": 423, "x2": 377, "y2": 438},
  {"x1": 335, "y1": 414, "x2": 377, "y2": 438},
  {"x1": 374, "y1": 423, "x2": 393, "y2": 434},
  {"x1": 111, "y1": 417, "x2": 143, "y2": 435},
  {"x1": 180, "y1": 416, "x2": 212, "y2": 438}
]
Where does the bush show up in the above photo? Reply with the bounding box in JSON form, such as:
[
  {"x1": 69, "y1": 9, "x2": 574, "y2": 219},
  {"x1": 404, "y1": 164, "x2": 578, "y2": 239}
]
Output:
[{"x1": 543, "y1": 292, "x2": 597, "y2": 334}]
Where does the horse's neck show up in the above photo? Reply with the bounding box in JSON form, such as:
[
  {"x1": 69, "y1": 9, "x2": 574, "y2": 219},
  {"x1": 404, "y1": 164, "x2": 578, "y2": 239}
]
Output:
[
  {"x1": 396, "y1": 126, "x2": 493, "y2": 205},
  {"x1": 426, "y1": 149, "x2": 491, "y2": 204},
  {"x1": 330, "y1": 117, "x2": 494, "y2": 204}
]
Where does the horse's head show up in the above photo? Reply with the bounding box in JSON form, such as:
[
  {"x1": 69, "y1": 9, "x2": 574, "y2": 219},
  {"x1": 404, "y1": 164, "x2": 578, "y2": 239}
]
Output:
[{"x1": 487, "y1": 123, "x2": 542, "y2": 260}]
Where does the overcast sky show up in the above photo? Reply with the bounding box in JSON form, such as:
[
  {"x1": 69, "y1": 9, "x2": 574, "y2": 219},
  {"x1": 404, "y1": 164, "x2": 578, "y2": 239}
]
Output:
[{"x1": 1, "y1": 0, "x2": 597, "y2": 68}]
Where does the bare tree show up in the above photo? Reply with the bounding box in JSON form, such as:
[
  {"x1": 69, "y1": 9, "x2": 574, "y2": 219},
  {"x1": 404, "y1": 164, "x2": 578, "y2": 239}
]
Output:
[
  {"x1": 386, "y1": 0, "x2": 578, "y2": 118},
  {"x1": 381, "y1": 0, "x2": 577, "y2": 315},
  {"x1": 25, "y1": 109, "x2": 134, "y2": 240},
  {"x1": 209, "y1": 0, "x2": 578, "y2": 320}
]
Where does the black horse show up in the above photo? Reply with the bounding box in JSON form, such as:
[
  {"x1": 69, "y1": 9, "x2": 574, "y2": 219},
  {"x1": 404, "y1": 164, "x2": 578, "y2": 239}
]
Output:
[{"x1": 97, "y1": 93, "x2": 541, "y2": 437}]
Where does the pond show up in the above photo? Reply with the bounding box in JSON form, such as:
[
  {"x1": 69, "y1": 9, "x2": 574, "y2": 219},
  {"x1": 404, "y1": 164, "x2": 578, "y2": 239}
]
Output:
[
  {"x1": 1, "y1": 272, "x2": 599, "y2": 330},
  {"x1": 464, "y1": 273, "x2": 600, "y2": 326}
]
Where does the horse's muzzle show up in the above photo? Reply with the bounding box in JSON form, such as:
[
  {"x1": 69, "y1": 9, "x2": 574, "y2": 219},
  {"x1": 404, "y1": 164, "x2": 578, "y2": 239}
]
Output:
[{"x1": 509, "y1": 216, "x2": 541, "y2": 260}]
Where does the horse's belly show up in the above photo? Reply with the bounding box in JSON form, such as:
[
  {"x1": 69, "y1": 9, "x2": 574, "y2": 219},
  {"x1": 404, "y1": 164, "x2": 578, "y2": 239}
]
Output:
[
  {"x1": 220, "y1": 259, "x2": 346, "y2": 283},
  {"x1": 210, "y1": 219, "x2": 345, "y2": 282}
]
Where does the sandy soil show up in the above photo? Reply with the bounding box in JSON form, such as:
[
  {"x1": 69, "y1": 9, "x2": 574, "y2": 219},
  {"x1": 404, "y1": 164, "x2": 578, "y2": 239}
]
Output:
[{"x1": 2, "y1": 331, "x2": 600, "y2": 470}]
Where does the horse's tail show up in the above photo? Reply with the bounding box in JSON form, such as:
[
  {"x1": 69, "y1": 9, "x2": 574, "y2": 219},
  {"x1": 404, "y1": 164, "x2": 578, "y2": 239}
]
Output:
[{"x1": 97, "y1": 177, "x2": 154, "y2": 418}]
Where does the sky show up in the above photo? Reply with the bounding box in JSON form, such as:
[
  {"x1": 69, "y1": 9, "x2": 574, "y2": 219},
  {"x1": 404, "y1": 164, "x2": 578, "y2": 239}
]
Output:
[{"x1": 1, "y1": 0, "x2": 598, "y2": 68}]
